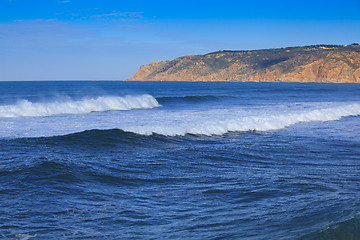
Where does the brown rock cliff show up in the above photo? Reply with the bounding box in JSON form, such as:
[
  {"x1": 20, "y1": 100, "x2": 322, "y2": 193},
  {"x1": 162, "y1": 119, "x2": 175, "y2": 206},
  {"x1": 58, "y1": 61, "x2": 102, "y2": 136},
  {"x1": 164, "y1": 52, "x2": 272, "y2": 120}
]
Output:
[{"x1": 128, "y1": 45, "x2": 360, "y2": 83}]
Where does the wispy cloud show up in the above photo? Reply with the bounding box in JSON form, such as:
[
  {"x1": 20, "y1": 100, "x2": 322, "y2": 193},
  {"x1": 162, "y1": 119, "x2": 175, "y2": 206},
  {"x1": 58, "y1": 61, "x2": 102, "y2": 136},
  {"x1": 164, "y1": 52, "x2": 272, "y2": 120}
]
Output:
[
  {"x1": 59, "y1": 0, "x2": 71, "y2": 3},
  {"x1": 91, "y1": 12, "x2": 143, "y2": 19},
  {"x1": 55, "y1": 12, "x2": 79, "y2": 17},
  {"x1": 116, "y1": 24, "x2": 152, "y2": 32},
  {"x1": 14, "y1": 19, "x2": 58, "y2": 23}
]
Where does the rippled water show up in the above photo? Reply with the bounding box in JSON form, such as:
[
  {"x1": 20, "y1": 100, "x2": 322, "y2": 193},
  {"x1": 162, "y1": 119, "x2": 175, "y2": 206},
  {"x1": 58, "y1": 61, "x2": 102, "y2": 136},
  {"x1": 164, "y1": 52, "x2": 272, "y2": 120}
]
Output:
[{"x1": 0, "y1": 81, "x2": 359, "y2": 239}]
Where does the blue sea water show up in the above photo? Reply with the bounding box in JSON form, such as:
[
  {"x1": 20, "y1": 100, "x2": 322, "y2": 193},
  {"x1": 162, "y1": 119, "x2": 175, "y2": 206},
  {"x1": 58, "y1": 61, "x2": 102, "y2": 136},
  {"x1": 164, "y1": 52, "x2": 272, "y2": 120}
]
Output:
[{"x1": 0, "y1": 81, "x2": 360, "y2": 239}]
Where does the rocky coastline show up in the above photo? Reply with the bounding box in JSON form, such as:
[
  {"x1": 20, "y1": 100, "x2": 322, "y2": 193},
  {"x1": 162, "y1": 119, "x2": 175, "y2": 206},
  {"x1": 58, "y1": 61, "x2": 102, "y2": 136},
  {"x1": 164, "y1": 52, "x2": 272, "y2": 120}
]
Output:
[{"x1": 129, "y1": 44, "x2": 360, "y2": 83}]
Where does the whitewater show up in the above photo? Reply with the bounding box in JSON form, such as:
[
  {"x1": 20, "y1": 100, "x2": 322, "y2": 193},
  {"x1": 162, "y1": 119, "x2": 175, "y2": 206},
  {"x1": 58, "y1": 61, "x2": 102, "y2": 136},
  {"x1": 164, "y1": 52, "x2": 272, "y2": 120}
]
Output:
[
  {"x1": 0, "y1": 94, "x2": 360, "y2": 138},
  {"x1": 1, "y1": 81, "x2": 360, "y2": 240},
  {"x1": 0, "y1": 94, "x2": 159, "y2": 118}
]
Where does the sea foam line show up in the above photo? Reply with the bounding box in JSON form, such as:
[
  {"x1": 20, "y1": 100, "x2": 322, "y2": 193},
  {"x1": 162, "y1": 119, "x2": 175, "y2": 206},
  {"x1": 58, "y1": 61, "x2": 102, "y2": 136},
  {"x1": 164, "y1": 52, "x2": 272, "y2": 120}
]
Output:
[{"x1": 0, "y1": 95, "x2": 160, "y2": 118}]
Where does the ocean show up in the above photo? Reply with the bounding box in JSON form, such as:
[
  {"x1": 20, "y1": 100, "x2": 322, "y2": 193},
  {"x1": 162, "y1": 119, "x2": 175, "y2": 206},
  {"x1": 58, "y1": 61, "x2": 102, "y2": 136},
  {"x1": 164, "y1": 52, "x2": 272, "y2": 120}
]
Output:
[{"x1": 0, "y1": 81, "x2": 360, "y2": 239}]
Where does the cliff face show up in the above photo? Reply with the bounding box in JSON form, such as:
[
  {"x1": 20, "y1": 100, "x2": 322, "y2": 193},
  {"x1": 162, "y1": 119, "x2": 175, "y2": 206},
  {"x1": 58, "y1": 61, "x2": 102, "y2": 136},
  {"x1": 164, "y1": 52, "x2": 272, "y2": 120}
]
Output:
[{"x1": 128, "y1": 45, "x2": 360, "y2": 83}]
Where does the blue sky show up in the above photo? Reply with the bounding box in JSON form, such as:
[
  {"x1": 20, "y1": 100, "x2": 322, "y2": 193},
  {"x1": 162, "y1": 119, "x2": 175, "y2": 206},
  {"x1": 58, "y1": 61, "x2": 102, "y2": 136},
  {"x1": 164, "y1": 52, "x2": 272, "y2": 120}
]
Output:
[{"x1": 1, "y1": 0, "x2": 360, "y2": 80}]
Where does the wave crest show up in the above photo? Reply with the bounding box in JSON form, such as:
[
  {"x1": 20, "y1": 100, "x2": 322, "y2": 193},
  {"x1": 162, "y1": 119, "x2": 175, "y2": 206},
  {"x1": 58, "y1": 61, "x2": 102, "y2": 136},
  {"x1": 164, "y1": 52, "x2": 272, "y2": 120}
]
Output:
[{"x1": 0, "y1": 94, "x2": 160, "y2": 118}]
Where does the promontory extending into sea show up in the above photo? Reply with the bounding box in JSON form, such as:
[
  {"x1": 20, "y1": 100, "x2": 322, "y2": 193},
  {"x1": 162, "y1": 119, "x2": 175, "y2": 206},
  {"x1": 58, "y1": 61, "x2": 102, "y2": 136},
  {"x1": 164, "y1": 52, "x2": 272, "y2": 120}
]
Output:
[{"x1": 129, "y1": 44, "x2": 360, "y2": 83}]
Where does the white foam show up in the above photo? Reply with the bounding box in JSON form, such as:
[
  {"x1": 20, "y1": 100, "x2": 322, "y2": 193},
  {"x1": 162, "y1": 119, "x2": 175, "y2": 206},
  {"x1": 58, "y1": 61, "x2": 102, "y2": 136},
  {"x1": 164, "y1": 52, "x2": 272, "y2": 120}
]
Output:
[
  {"x1": 1, "y1": 101, "x2": 360, "y2": 138},
  {"x1": 0, "y1": 95, "x2": 160, "y2": 118},
  {"x1": 122, "y1": 102, "x2": 360, "y2": 136}
]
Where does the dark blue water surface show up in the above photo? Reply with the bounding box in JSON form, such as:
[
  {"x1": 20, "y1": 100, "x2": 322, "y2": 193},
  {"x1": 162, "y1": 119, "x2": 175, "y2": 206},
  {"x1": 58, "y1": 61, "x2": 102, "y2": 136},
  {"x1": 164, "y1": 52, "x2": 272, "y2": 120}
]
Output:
[{"x1": 0, "y1": 81, "x2": 360, "y2": 239}]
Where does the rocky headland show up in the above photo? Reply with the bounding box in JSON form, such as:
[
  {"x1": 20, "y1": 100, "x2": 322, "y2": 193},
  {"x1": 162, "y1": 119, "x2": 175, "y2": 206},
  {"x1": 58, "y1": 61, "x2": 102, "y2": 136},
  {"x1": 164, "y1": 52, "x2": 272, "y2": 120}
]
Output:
[{"x1": 128, "y1": 44, "x2": 360, "y2": 83}]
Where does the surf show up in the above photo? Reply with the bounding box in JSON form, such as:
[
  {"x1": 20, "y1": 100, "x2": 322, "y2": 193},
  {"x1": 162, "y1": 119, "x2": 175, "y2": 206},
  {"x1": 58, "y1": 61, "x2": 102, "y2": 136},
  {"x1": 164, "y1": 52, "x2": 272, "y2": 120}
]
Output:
[
  {"x1": 0, "y1": 94, "x2": 160, "y2": 118},
  {"x1": 120, "y1": 102, "x2": 360, "y2": 136},
  {"x1": 2, "y1": 101, "x2": 360, "y2": 139}
]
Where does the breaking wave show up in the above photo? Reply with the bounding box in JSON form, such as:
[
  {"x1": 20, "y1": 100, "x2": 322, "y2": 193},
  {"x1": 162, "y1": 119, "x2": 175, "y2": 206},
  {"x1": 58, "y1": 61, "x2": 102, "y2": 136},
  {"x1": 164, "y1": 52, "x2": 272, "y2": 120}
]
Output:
[
  {"x1": 122, "y1": 102, "x2": 360, "y2": 136},
  {"x1": 0, "y1": 95, "x2": 160, "y2": 118},
  {"x1": 2, "y1": 101, "x2": 360, "y2": 139}
]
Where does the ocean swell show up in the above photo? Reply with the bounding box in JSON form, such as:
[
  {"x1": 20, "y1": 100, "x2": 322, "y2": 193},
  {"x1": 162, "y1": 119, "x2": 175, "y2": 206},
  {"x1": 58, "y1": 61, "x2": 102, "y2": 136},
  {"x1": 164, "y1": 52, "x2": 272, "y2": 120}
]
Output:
[
  {"x1": 0, "y1": 95, "x2": 160, "y2": 118},
  {"x1": 300, "y1": 216, "x2": 360, "y2": 239},
  {"x1": 156, "y1": 95, "x2": 225, "y2": 104}
]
